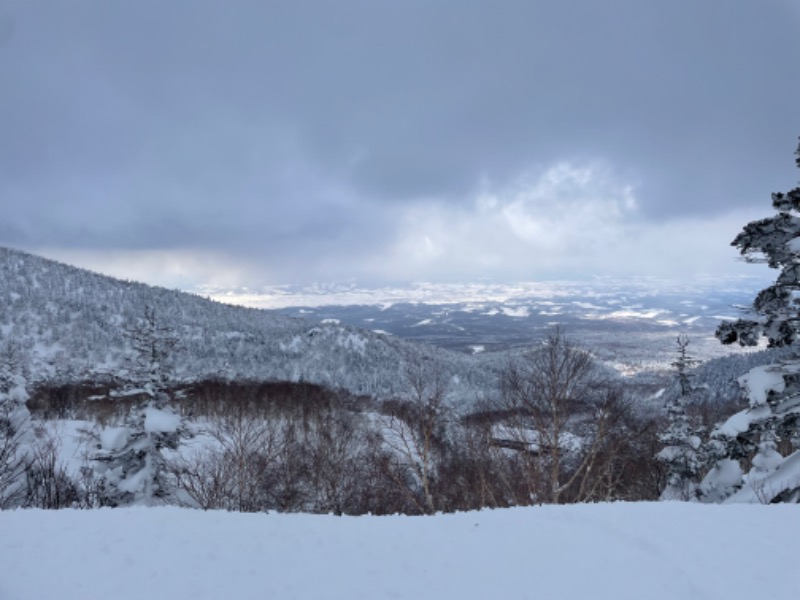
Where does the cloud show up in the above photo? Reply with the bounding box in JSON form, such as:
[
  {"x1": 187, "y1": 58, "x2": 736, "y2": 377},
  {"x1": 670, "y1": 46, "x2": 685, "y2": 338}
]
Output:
[
  {"x1": 33, "y1": 248, "x2": 251, "y2": 290},
  {"x1": 375, "y1": 163, "x2": 639, "y2": 280},
  {"x1": 368, "y1": 162, "x2": 770, "y2": 283},
  {"x1": 1, "y1": 1, "x2": 797, "y2": 289},
  {"x1": 26, "y1": 159, "x2": 774, "y2": 290}
]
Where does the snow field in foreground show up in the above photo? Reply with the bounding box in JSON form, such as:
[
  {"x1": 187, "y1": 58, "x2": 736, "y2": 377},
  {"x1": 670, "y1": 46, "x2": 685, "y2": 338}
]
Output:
[{"x1": 0, "y1": 503, "x2": 798, "y2": 600}]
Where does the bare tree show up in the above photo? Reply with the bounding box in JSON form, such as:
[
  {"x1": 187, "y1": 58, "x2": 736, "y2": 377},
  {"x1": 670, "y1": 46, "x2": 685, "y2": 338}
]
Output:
[
  {"x1": 498, "y1": 327, "x2": 612, "y2": 504},
  {"x1": 169, "y1": 405, "x2": 286, "y2": 512},
  {"x1": 24, "y1": 426, "x2": 80, "y2": 509},
  {"x1": 380, "y1": 350, "x2": 451, "y2": 514},
  {"x1": 437, "y1": 411, "x2": 523, "y2": 511},
  {"x1": 303, "y1": 406, "x2": 375, "y2": 515}
]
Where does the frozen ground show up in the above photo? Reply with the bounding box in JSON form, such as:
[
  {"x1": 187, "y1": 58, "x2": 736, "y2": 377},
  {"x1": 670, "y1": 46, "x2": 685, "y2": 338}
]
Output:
[{"x1": 1, "y1": 503, "x2": 797, "y2": 600}]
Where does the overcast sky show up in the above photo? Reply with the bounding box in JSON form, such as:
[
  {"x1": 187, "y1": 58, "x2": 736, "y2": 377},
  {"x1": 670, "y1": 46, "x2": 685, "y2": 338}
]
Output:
[{"x1": 1, "y1": 0, "x2": 798, "y2": 290}]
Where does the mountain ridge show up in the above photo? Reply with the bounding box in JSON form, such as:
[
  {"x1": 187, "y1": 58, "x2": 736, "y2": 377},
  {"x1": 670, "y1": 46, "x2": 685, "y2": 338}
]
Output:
[{"x1": 0, "y1": 246, "x2": 498, "y2": 403}]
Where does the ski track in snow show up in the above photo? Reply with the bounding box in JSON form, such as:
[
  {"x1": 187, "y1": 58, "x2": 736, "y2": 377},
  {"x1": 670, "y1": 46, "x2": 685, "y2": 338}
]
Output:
[{"x1": 0, "y1": 503, "x2": 798, "y2": 600}]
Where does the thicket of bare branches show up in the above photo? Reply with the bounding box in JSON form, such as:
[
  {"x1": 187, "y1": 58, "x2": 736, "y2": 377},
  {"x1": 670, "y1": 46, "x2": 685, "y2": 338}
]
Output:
[
  {"x1": 18, "y1": 330, "x2": 671, "y2": 513},
  {"x1": 490, "y1": 328, "x2": 662, "y2": 504},
  {"x1": 0, "y1": 405, "x2": 29, "y2": 508}
]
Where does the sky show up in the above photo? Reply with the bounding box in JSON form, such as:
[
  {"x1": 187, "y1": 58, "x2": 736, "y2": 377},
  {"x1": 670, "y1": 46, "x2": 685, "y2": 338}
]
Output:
[{"x1": 1, "y1": 0, "x2": 798, "y2": 292}]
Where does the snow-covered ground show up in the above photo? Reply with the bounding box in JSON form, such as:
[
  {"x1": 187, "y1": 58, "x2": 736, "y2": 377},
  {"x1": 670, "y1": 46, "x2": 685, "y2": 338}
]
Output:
[{"x1": 1, "y1": 503, "x2": 797, "y2": 600}]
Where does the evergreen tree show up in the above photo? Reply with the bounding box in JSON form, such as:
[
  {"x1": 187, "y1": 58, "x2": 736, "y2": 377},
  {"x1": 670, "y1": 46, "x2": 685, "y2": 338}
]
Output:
[
  {"x1": 672, "y1": 335, "x2": 698, "y2": 397},
  {"x1": 709, "y1": 138, "x2": 800, "y2": 503},
  {"x1": 657, "y1": 335, "x2": 703, "y2": 500},
  {"x1": 94, "y1": 307, "x2": 184, "y2": 506},
  {"x1": 0, "y1": 341, "x2": 32, "y2": 508}
]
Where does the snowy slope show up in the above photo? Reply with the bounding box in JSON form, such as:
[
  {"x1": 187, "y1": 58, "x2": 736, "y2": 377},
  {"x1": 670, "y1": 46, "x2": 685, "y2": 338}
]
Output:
[
  {"x1": 0, "y1": 504, "x2": 797, "y2": 600},
  {"x1": 0, "y1": 246, "x2": 497, "y2": 401}
]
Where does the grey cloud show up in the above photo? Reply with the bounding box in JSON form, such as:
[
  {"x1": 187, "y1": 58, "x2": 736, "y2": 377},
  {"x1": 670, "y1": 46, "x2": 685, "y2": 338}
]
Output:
[{"x1": 1, "y1": 0, "x2": 799, "y2": 283}]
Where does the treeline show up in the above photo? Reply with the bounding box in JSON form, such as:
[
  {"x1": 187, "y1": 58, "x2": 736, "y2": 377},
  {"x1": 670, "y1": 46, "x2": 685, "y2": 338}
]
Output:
[{"x1": 22, "y1": 383, "x2": 666, "y2": 514}]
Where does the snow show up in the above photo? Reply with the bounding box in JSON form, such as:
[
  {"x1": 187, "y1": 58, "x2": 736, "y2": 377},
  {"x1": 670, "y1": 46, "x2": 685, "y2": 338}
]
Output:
[
  {"x1": 728, "y1": 450, "x2": 800, "y2": 504},
  {"x1": 100, "y1": 426, "x2": 129, "y2": 452},
  {"x1": 737, "y1": 364, "x2": 786, "y2": 407},
  {"x1": 716, "y1": 405, "x2": 772, "y2": 437},
  {"x1": 143, "y1": 407, "x2": 182, "y2": 434},
  {"x1": 656, "y1": 446, "x2": 684, "y2": 461},
  {"x1": 585, "y1": 308, "x2": 670, "y2": 320},
  {"x1": 338, "y1": 331, "x2": 367, "y2": 353},
  {"x1": 698, "y1": 458, "x2": 744, "y2": 503},
  {"x1": 787, "y1": 237, "x2": 800, "y2": 253},
  {"x1": 491, "y1": 425, "x2": 583, "y2": 453},
  {"x1": 1, "y1": 504, "x2": 799, "y2": 600},
  {"x1": 751, "y1": 443, "x2": 784, "y2": 475},
  {"x1": 279, "y1": 335, "x2": 303, "y2": 353},
  {"x1": 118, "y1": 464, "x2": 149, "y2": 493},
  {"x1": 411, "y1": 318, "x2": 434, "y2": 326},
  {"x1": 501, "y1": 306, "x2": 530, "y2": 318},
  {"x1": 6, "y1": 383, "x2": 28, "y2": 404},
  {"x1": 200, "y1": 276, "x2": 768, "y2": 311}
]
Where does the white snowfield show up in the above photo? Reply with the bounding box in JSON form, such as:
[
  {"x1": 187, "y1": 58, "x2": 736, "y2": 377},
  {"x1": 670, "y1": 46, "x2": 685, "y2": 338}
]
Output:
[{"x1": 1, "y1": 504, "x2": 798, "y2": 600}]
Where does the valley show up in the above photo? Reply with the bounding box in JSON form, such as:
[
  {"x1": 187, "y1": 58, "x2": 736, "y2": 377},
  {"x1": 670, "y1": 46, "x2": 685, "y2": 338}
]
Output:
[
  {"x1": 268, "y1": 277, "x2": 764, "y2": 373},
  {"x1": 0, "y1": 245, "x2": 792, "y2": 514}
]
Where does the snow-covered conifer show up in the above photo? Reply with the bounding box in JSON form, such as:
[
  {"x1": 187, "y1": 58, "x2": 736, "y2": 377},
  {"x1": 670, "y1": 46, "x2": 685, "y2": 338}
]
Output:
[
  {"x1": 94, "y1": 307, "x2": 184, "y2": 506},
  {"x1": 709, "y1": 138, "x2": 800, "y2": 503},
  {"x1": 657, "y1": 336, "x2": 703, "y2": 500},
  {"x1": 672, "y1": 335, "x2": 698, "y2": 397},
  {"x1": 0, "y1": 341, "x2": 32, "y2": 508}
]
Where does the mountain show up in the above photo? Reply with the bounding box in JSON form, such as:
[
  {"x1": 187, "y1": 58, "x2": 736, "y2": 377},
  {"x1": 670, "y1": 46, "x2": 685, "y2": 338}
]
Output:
[{"x1": 0, "y1": 247, "x2": 498, "y2": 402}]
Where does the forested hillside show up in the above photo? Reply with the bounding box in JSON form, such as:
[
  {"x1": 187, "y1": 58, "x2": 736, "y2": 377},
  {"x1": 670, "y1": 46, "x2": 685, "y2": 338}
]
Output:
[
  {"x1": 0, "y1": 246, "x2": 497, "y2": 401},
  {"x1": 2, "y1": 237, "x2": 798, "y2": 511}
]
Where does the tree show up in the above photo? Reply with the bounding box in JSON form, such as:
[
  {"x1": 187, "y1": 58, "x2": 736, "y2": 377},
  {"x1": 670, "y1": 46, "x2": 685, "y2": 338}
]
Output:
[
  {"x1": 498, "y1": 327, "x2": 619, "y2": 504},
  {"x1": 94, "y1": 307, "x2": 184, "y2": 506},
  {"x1": 124, "y1": 305, "x2": 180, "y2": 401},
  {"x1": 657, "y1": 335, "x2": 703, "y2": 500},
  {"x1": 169, "y1": 406, "x2": 286, "y2": 512},
  {"x1": 303, "y1": 406, "x2": 375, "y2": 515},
  {"x1": 0, "y1": 341, "x2": 32, "y2": 508},
  {"x1": 380, "y1": 350, "x2": 451, "y2": 514},
  {"x1": 672, "y1": 334, "x2": 699, "y2": 397},
  {"x1": 709, "y1": 138, "x2": 800, "y2": 503}
]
